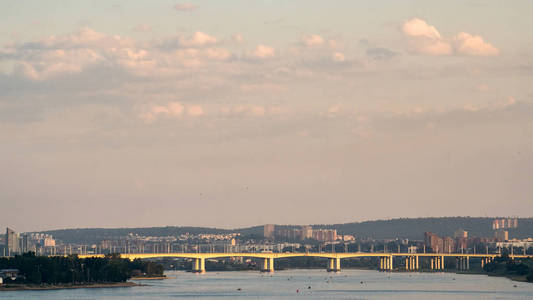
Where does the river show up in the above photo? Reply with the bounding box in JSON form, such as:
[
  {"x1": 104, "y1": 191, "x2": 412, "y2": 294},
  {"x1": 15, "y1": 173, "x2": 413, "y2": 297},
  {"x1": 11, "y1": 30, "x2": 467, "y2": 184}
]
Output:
[{"x1": 2, "y1": 269, "x2": 533, "y2": 299}]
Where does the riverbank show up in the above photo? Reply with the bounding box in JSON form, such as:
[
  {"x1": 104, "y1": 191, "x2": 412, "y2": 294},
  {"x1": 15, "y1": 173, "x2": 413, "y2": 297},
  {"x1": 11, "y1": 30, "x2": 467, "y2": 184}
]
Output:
[
  {"x1": 0, "y1": 281, "x2": 141, "y2": 291},
  {"x1": 132, "y1": 276, "x2": 172, "y2": 280}
]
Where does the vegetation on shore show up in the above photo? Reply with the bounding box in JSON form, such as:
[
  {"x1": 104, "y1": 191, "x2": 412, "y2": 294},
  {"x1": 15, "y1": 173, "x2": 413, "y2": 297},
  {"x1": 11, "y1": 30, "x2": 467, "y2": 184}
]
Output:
[
  {"x1": 483, "y1": 254, "x2": 533, "y2": 282},
  {"x1": 0, "y1": 282, "x2": 139, "y2": 291},
  {"x1": 0, "y1": 252, "x2": 164, "y2": 287}
]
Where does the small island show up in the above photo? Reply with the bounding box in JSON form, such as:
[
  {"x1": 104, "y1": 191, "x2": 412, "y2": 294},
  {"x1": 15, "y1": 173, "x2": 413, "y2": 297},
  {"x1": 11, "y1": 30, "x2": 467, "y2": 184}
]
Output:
[{"x1": 0, "y1": 252, "x2": 164, "y2": 291}]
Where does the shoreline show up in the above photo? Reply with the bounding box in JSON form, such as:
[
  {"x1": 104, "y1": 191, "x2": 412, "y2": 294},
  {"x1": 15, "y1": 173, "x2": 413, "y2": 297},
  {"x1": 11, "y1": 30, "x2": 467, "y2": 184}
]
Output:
[
  {"x1": 0, "y1": 281, "x2": 141, "y2": 291},
  {"x1": 131, "y1": 276, "x2": 172, "y2": 280}
]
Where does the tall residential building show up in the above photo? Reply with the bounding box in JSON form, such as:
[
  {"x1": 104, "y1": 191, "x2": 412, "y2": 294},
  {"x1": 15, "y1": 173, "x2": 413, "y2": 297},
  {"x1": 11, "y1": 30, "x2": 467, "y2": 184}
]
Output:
[
  {"x1": 443, "y1": 237, "x2": 455, "y2": 253},
  {"x1": 494, "y1": 230, "x2": 509, "y2": 241},
  {"x1": 5, "y1": 228, "x2": 20, "y2": 255},
  {"x1": 424, "y1": 232, "x2": 444, "y2": 253},
  {"x1": 453, "y1": 229, "x2": 468, "y2": 239},
  {"x1": 492, "y1": 218, "x2": 518, "y2": 230},
  {"x1": 263, "y1": 224, "x2": 275, "y2": 239},
  {"x1": 312, "y1": 229, "x2": 337, "y2": 242},
  {"x1": 300, "y1": 226, "x2": 313, "y2": 240}
]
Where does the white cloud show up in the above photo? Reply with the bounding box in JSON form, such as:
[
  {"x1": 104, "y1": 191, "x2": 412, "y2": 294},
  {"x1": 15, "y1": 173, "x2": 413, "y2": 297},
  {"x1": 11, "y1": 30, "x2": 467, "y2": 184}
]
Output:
[
  {"x1": 232, "y1": 34, "x2": 244, "y2": 44},
  {"x1": 328, "y1": 39, "x2": 339, "y2": 49},
  {"x1": 332, "y1": 52, "x2": 345, "y2": 62},
  {"x1": 402, "y1": 18, "x2": 498, "y2": 57},
  {"x1": 249, "y1": 105, "x2": 266, "y2": 116},
  {"x1": 204, "y1": 48, "x2": 231, "y2": 60},
  {"x1": 174, "y1": 3, "x2": 197, "y2": 12},
  {"x1": 0, "y1": 27, "x2": 163, "y2": 79},
  {"x1": 328, "y1": 104, "x2": 341, "y2": 114},
  {"x1": 219, "y1": 105, "x2": 288, "y2": 117},
  {"x1": 187, "y1": 105, "x2": 204, "y2": 117},
  {"x1": 301, "y1": 34, "x2": 325, "y2": 47},
  {"x1": 249, "y1": 45, "x2": 275, "y2": 59},
  {"x1": 402, "y1": 18, "x2": 452, "y2": 56},
  {"x1": 168, "y1": 102, "x2": 185, "y2": 115},
  {"x1": 139, "y1": 102, "x2": 205, "y2": 122},
  {"x1": 178, "y1": 31, "x2": 217, "y2": 47},
  {"x1": 139, "y1": 102, "x2": 184, "y2": 123},
  {"x1": 402, "y1": 18, "x2": 442, "y2": 40},
  {"x1": 453, "y1": 32, "x2": 499, "y2": 56}
]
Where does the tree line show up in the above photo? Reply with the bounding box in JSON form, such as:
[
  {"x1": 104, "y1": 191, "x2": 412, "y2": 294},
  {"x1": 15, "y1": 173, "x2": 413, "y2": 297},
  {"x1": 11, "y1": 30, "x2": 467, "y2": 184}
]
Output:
[
  {"x1": 0, "y1": 252, "x2": 163, "y2": 285},
  {"x1": 483, "y1": 253, "x2": 533, "y2": 282}
]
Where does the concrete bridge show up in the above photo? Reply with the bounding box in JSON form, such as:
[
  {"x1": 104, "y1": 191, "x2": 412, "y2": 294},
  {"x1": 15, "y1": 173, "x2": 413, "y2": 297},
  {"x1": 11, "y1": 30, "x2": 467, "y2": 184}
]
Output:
[{"x1": 78, "y1": 252, "x2": 533, "y2": 273}]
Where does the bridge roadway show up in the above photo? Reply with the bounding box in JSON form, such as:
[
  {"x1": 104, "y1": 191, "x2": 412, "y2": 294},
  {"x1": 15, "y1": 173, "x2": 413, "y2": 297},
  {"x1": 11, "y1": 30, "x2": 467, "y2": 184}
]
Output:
[{"x1": 77, "y1": 252, "x2": 533, "y2": 273}]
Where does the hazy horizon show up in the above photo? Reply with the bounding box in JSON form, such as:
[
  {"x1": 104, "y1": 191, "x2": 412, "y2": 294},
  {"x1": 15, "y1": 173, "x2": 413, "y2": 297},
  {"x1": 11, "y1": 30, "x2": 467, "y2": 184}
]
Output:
[{"x1": 2, "y1": 1, "x2": 533, "y2": 232}]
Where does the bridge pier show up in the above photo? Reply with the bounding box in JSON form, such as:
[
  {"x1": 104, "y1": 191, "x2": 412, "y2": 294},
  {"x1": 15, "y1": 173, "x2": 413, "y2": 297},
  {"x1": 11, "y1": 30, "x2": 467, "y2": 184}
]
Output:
[
  {"x1": 327, "y1": 257, "x2": 341, "y2": 272},
  {"x1": 261, "y1": 257, "x2": 274, "y2": 272},
  {"x1": 405, "y1": 256, "x2": 418, "y2": 271},
  {"x1": 380, "y1": 256, "x2": 393, "y2": 271},
  {"x1": 457, "y1": 257, "x2": 470, "y2": 271},
  {"x1": 192, "y1": 258, "x2": 206, "y2": 273},
  {"x1": 481, "y1": 257, "x2": 491, "y2": 269}
]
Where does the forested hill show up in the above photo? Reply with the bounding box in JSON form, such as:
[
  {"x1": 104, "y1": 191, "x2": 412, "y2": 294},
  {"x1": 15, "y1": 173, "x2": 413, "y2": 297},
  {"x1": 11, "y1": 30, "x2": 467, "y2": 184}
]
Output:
[
  {"x1": 40, "y1": 226, "x2": 232, "y2": 244},
  {"x1": 315, "y1": 217, "x2": 533, "y2": 240},
  {"x1": 37, "y1": 217, "x2": 533, "y2": 244}
]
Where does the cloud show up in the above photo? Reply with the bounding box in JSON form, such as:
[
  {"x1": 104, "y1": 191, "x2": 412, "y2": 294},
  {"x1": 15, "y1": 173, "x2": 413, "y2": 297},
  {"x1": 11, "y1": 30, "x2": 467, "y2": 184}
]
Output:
[
  {"x1": 464, "y1": 96, "x2": 517, "y2": 112},
  {"x1": 219, "y1": 105, "x2": 288, "y2": 117},
  {"x1": 248, "y1": 105, "x2": 266, "y2": 116},
  {"x1": 453, "y1": 32, "x2": 499, "y2": 56},
  {"x1": 301, "y1": 34, "x2": 325, "y2": 47},
  {"x1": 187, "y1": 105, "x2": 204, "y2": 117},
  {"x1": 139, "y1": 102, "x2": 205, "y2": 122},
  {"x1": 155, "y1": 31, "x2": 220, "y2": 50},
  {"x1": 178, "y1": 31, "x2": 217, "y2": 47},
  {"x1": 402, "y1": 18, "x2": 498, "y2": 57},
  {"x1": 327, "y1": 104, "x2": 341, "y2": 114},
  {"x1": 204, "y1": 48, "x2": 231, "y2": 60},
  {"x1": 402, "y1": 18, "x2": 442, "y2": 40},
  {"x1": 402, "y1": 18, "x2": 452, "y2": 55},
  {"x1": 0, "y1": 27, "x2": 174, "y2": 80},
  {"x1": 139, "y1": 102, "x2": 184, "y2": 122},
  {"x1": 332, "y1": 52, "x2": 345, "y2": 62},
  {"x1": 249, "y1": 45, "x2": 275, "y2": 59},
  {"x1": 232, "y1": 34, "x2": 244, "y2": 44},
  {"x1": 174, "y1": 3, "x2": 197, "y2": 12}
]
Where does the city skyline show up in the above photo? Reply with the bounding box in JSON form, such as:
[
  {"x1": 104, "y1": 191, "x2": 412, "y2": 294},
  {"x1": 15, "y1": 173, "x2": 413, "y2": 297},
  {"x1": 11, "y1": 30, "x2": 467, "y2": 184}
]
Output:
[{"x1": 2, "y1": 1, "x2": 533, "y2": 232}]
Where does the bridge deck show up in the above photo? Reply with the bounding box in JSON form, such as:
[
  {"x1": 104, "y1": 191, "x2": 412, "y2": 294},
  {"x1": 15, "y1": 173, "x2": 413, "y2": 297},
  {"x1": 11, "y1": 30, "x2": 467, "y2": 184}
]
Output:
[{"x1": 77, "y1": 252, "x2": 533, "y2": 260}]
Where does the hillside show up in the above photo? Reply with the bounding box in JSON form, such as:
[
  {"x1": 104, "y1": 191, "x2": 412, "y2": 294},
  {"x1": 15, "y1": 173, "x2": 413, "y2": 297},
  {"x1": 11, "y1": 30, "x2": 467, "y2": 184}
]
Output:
[
  {"x1": 317, "y1": 217, "x2": 533, "y2": 240},
  {"x1": 40, "y1": 226, "x2": 232, "y2": 245},
  {"x1": 36, "y1": 217, "x2": 533, "y2": 244}
]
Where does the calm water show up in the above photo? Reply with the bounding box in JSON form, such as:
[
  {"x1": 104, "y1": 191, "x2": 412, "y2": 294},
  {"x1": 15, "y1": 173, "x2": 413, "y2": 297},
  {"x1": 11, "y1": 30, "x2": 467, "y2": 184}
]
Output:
[{"x1": 3, "y1": 269, "x2": 533, "y2": 299}]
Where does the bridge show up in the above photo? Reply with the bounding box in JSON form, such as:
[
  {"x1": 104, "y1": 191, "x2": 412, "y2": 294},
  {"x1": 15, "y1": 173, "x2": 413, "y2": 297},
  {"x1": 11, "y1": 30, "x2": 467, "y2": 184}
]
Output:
[{"x1": 78, "y1": 252, "x2": 533, "y2": 273}]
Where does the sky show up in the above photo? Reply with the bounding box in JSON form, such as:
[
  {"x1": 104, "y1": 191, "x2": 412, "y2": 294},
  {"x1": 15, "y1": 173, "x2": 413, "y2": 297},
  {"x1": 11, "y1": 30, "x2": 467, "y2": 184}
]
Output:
[{"x1": 1, "y1": 1, "x2": 533, "y2": 232}]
